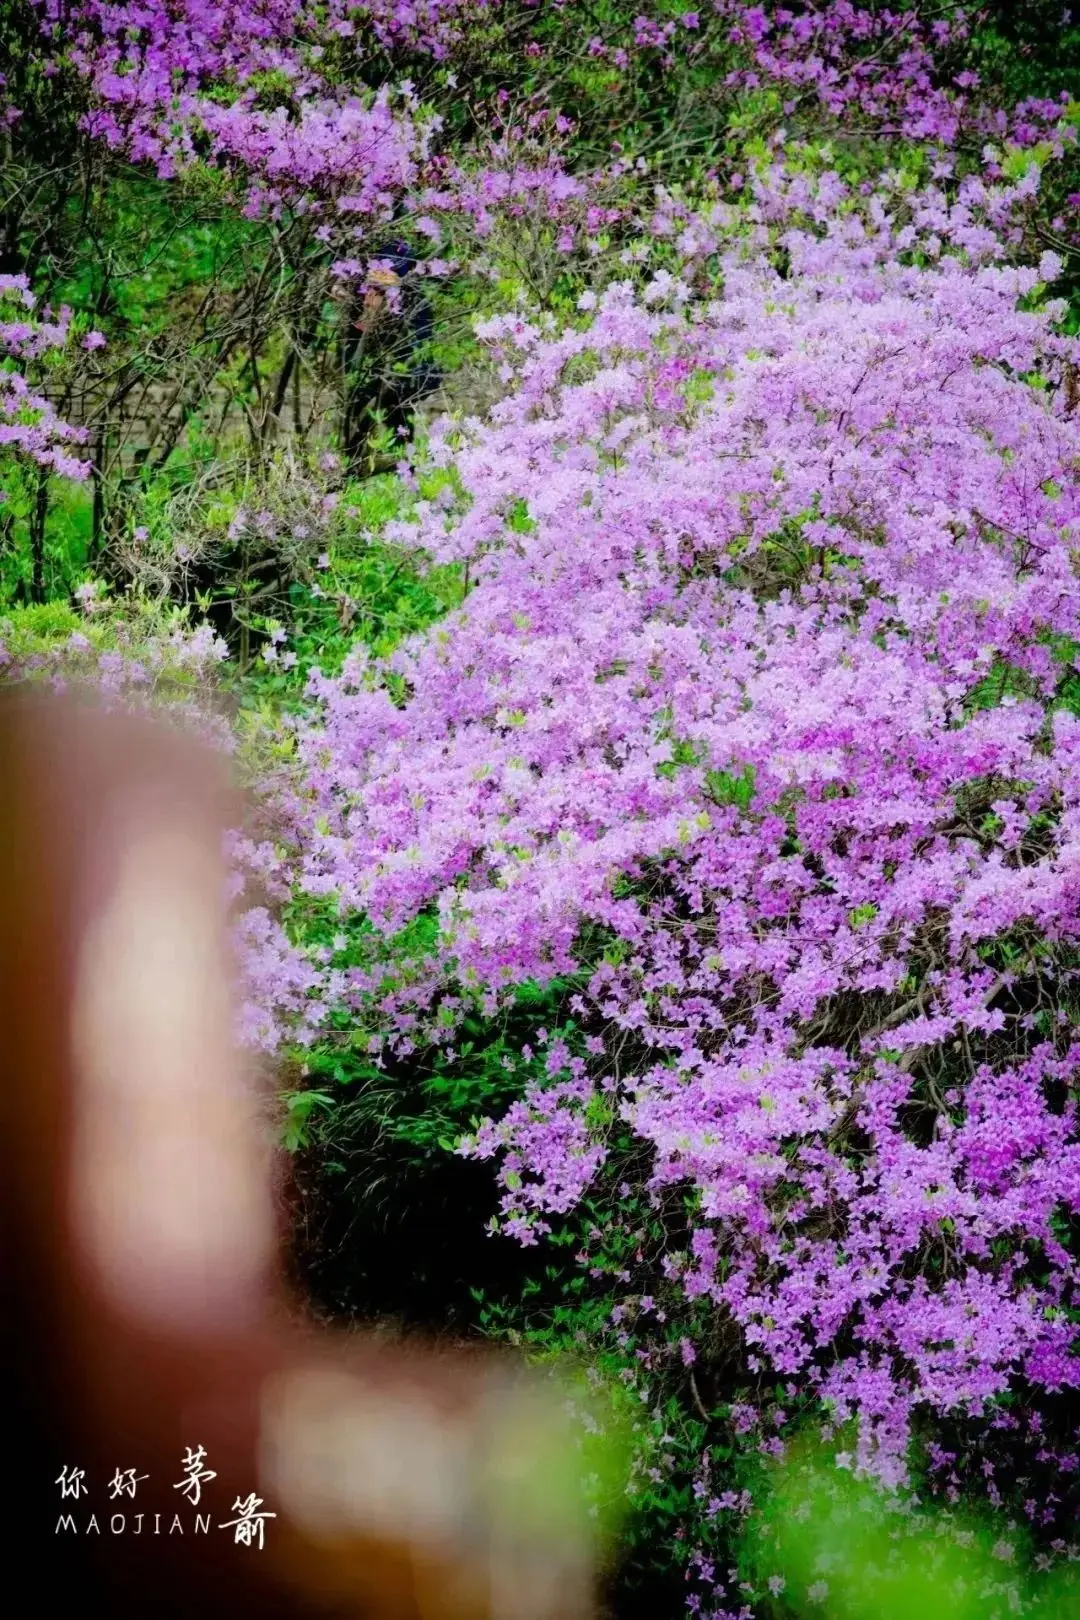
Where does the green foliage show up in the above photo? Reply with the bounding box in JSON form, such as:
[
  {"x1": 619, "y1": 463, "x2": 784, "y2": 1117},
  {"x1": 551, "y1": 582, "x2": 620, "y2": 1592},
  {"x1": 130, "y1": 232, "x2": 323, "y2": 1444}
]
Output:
[
  {"x1": 0, "y1": 475, "x2": 96, "y2": 606},
  {"x1": 280, "y1": 1088, "x2": 336, "y2": 1153},
  {"x1": 0, "y1": 597, "x2": 81, "y2": 648},
  {"x1": 737, "y1": 1439, "x2": 1080, "y2": 1619},
  {"x1": 290, "y1": 946, "x2": 581, "y2": 1167},
  {"x1": 704, "y1": 764, "x2": 757, "y2": 811},
  {"x1": 282, "y1": 906, "x2": 586, "y2": 1330},
  {"x1": 0, "y1": 584, "x2": 223, "y2": 701},
  {"x1": 51, "y1": 174, "x2": 263, "y2": 335},
  {"x1": 971, "y1": 3, "x2": 1080, "y2": 104}
]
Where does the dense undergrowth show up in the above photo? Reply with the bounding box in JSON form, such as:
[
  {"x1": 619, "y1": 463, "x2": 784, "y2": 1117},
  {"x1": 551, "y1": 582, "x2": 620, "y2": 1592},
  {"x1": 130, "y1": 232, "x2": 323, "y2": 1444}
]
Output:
[{"x1": 3, "y1": 4, "x2": 1080, "y2": 1617}]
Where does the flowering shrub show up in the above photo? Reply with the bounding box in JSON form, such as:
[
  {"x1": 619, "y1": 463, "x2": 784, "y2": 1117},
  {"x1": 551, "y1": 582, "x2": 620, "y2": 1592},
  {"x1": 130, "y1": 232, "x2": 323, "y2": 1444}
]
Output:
[
  {"x1": 293, "y1": 147, "x2": 1080, "y2": 1607},
  {"x1": 0, "y1": 583, "x2": 228, "y2": 701},
  {"x1": 37, "y1": 2, "x2": 1078, "y2": 277},
  {"x1": 1, "y1": 274, "x2": 92, "y2": 483},
  {"x1": 32, "y1": 0, "x2": 543, "y2": 239}
]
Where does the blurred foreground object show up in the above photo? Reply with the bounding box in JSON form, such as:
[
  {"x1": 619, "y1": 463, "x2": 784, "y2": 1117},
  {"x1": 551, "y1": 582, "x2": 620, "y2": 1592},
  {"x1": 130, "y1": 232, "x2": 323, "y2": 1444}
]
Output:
[
  {"x1": 737, "y1": 1436, "x2": 1080, "y2": 1620},
  {"x1": 0, "y1": 693, "x2": 604, "y2": 1620}
]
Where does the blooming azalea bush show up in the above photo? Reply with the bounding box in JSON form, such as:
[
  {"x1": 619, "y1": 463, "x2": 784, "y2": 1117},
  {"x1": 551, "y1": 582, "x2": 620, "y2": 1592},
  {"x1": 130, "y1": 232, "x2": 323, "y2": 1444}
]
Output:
[
  {"x1": 290, "y1": 141, "x2": 1080, "y2": 1610},
  {"x1": 32, "y1": 1, "x2": 1077, "y2": 290},
  {"x1": 30, "y1": 0, "x2": 583, "y2": 262}
]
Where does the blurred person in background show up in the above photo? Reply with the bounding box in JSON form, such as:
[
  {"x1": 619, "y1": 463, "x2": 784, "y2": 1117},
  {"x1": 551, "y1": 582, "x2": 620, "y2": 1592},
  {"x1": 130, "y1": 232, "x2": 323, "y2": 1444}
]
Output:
[{"x1": 341, "y1": 244, "x2": 441, "y2": 475}]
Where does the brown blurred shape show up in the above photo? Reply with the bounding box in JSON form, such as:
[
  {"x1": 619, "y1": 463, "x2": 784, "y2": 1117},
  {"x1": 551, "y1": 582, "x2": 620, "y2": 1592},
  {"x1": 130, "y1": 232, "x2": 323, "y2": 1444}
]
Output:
[{"x1": 0, "y1": 693, "x2": 596, "y2": 1620}]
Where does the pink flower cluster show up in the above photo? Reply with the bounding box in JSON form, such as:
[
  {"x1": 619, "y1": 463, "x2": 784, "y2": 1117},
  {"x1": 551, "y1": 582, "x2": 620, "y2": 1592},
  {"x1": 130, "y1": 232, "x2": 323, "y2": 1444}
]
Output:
[
  {"x1": 41, "y1": 0, "x2": 1079, "y2": 272},
  {"x1": 0, "y1": 275, "x2": 92, "y2": 482},
  {"x1": 36, "y1": 0, "x2": 431, "y2": 217},
  {"x1": 715, "y1": 0, "x2": 975, "y2": 144},
  {"x1": 359, "y1": 0, "x2": 494, "y2": 58},
  {"x1": 297, "y1": 158, "x2": 1080, "y2": 1493},
  {"x1": 32, "y1": 0, "x2": 595, "y2": 267}
]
